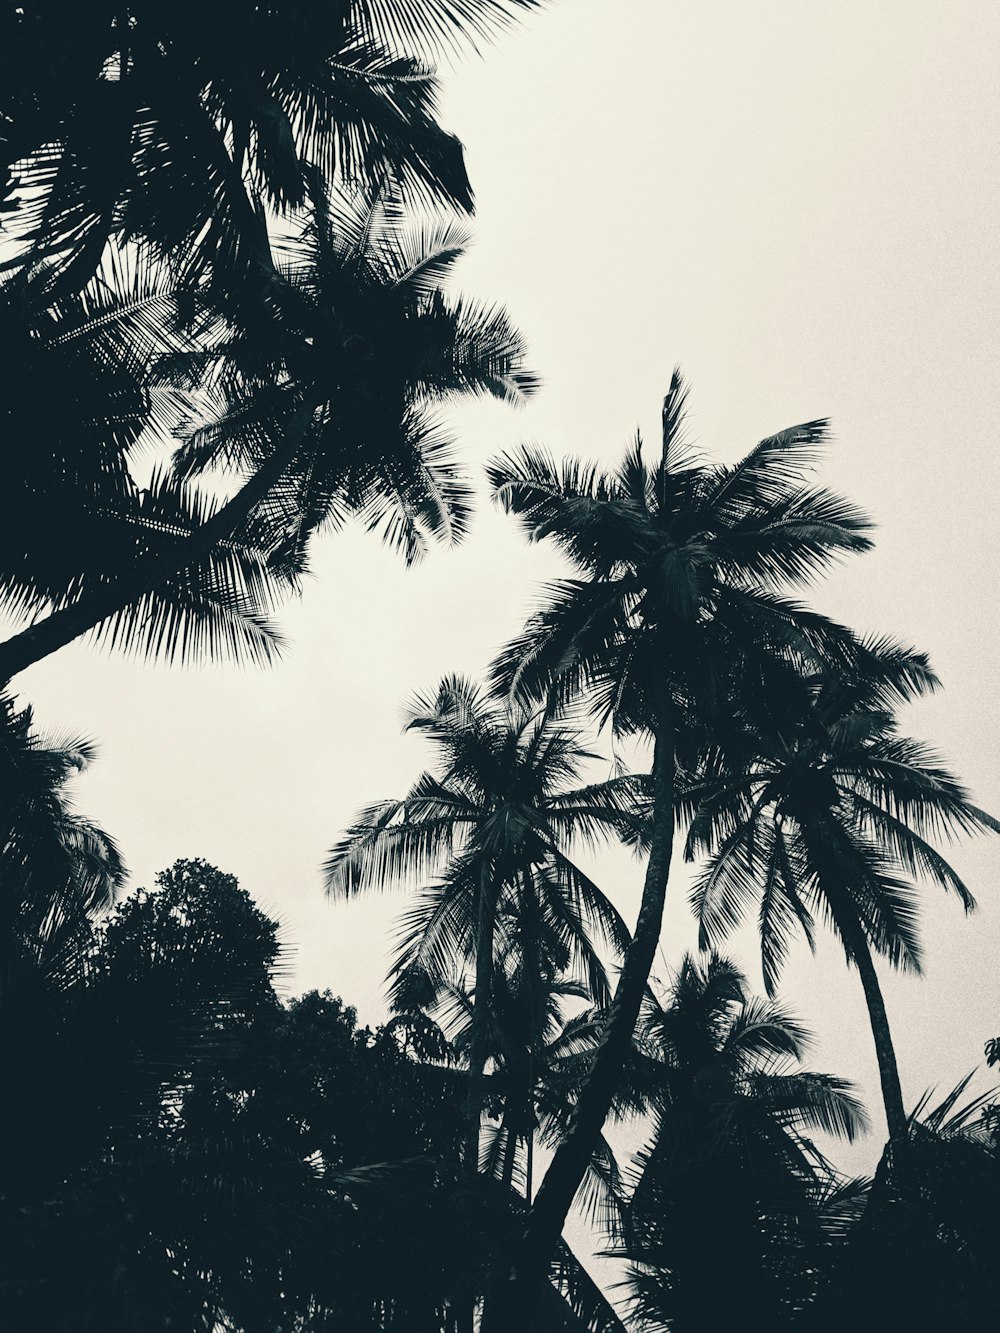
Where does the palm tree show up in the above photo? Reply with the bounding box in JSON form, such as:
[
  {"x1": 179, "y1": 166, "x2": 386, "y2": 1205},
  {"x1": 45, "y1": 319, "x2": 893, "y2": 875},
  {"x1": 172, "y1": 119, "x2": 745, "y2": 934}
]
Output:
[
  {"x1": 390, "y1": 963, "x2": 633, "y2": 1332},
  {"x1": 0, "y1": 185, "x2": 535, "y2": 681},
  {"x1": 683, "y1": 639, "x2": 998, "y2": 1148},
  {"x1": 422, "y1": 935, "x2": 623, "y2": 1218},
  {"x1": 619, "y1": 953, "x2": 867, "y2": 1333},
  {"x1": 0, "y1": 694, "x2": 125, "y2": 1009},
  {"x1": 324, "y1": 673, "x2": 645, "y2": 1176},
  {"x1": 0, "y1": 0, "x2": 540, "y2": 297},
  {"x1": 481, "y1": 372, "x2": 873, "y2": 1326},
  {"x1": 0, "y1": 259, "x2": 294, "y2": 672},
  {"x1": 819, "y1": 1076, "x2": 1000, "y2": 1333}
]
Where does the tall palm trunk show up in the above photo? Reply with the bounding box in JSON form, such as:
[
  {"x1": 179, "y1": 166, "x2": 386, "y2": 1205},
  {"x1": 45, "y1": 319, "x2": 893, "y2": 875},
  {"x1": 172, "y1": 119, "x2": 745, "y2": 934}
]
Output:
[
  {"x1": 465, "y1": 865, "x2": 499, "y2": 1175},
  {"x1": 481, "y1": 716, "x2": 675, "y2": 1331},
  {"x1": 459, "y1": 868, "x2": 499, "y2": 1333},
  {"x1": 808, "y1": 822, "x2": 908, "y2": 1148},
  {"x1": 835, "y1": 897, "x2": 908, "y2": 1145},
  {"x1": 525, "y1": 1122, "x2": 534, "y2": 1201},
  {"x1": 0, "y1": 431, "x2": 300, "y2": 683}
]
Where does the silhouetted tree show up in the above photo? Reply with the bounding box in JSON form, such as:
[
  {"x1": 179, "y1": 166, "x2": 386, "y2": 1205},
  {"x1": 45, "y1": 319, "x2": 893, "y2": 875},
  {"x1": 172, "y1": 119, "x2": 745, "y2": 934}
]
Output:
[
  {"x1": 816, "y1": 1078, "x2": 1000, "y2": 1333},
  {"x1": 325, "y1": 674, "x2": 641, "y2": 1177},
  {"x1": 0, "y1": 189, "x2": 535, "y2": 681},
  {"x1": 482, "y1": 373, "x2": 872, "y2": 1327},
  {"x1": 616, "y1": 954, "x2": 866, "y2": 1333},
  {"x1": 0, "y1": 0, "x2": 539, "y2": 297},
  {"x1": 0, "y1": 694, "x2": 124, "y2": 1013},
  {"x1": 0, "y1": 859, "x2": 468, "y2": 1330},
  {"x1": 683, "y1": 639, "x2": 997, "y2": 1146}
]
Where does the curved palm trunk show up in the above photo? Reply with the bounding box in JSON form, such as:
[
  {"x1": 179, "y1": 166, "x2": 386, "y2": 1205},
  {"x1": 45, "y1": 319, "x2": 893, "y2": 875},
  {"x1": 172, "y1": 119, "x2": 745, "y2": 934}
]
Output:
[
  {"x1": 481, "y1": 719, "x2": 675, "y2": 1332},
  {"x1": 836, "y1": 902, "x2": 908, "y2": 1146},
  {"x1": 0, "y1": 433, "x2": 299, "y2": 684},
  {"x1": 805, "y1": 821, "x2": 909, "y2": 1150}
]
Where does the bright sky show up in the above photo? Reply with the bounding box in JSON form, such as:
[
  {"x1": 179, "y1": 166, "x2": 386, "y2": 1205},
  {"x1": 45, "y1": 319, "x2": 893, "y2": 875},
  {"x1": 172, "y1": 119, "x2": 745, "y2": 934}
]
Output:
[{"x1": 14, "y1": 0, "x2": 1000, "y2": 1186}]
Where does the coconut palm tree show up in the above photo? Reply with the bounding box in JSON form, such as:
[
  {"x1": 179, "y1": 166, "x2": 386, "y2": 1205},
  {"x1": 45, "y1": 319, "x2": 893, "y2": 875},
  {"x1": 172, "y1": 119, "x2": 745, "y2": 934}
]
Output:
[
  {"x1": 0, "y1": 694, "x2": 125, "y2": 1009},
  {"x1": 389, "y1": 960, "x2": 632, "y2": 1333},
  {"x1": 682, "y1": 638, "x2": 999, "y2": 1149},
  {"x1": 818, "y1": 1076, "x2": 1000, "y2": 1333},
  {"x1": 480, "y1": 372, "x2": 873, "y2": 1327},
  {"x1": 0, "y1": 183, "x2": 535, "y2": 681},
  {"x1": 0, "y1": 258, "x2": 293, "y2": 672},
  {"x1": 422, "y1": 934, "x2": 623, "y2": 1220},
  {"x1": 0, "y1": 0, "x2": 540, "y2": 298},
  {"x1": 618, "y1": 953, "x2": 867, "y2": 1333},
  {"x1": 324, "y1": 673, "x2": 645, "y2": 1176}
]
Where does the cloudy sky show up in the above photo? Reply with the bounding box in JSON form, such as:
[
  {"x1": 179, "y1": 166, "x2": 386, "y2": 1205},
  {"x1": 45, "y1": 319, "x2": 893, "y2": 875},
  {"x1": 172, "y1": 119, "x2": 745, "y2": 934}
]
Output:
[{"x1": 13, "y1": 0, "x2": 1000, "y2": 1175}]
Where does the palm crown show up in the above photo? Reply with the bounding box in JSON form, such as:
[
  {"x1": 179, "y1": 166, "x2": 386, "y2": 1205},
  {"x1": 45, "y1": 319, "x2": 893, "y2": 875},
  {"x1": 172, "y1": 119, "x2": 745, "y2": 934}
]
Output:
[
  {"x1": 1, "y1": 0, "x2": 539, "y2": 296},
  {"x1": 176, "y1": 179, "x2": 538, "y2": 574},
  {"x1": 0, "y1": 184, "x2": 536, "y2": 678},
  {"x1": 489, "y1": 369, "x2": 873, "y2": 731},
  {"x1": 325, "y1": 674, "x2": 642, "y2": 1009},
  {"x1": 0, "y1": 696, "x2": 125, "y2": 999}
]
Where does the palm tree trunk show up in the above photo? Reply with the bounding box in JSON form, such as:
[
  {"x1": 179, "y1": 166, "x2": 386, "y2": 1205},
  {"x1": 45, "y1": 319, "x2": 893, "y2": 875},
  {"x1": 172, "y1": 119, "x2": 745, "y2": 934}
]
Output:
[
  {"x1": 806, "y1": 822, "x2": 909, "y2": 1150},
  {"x1": 465, "y1": 865, "x2": 499, "y2": 1176},
  {"x1": 838, "y1": 905, "x2": 908, "y2": 1145},
  {"x1": 0, "y1": 433, "x2": 300, "y2": 684},
  {"x1": 525, "y1": 1124, "x2": 534, "y2": 1201},
  {"x1": 480, "y1": 715, "x2": 675, "y2": 1331}
]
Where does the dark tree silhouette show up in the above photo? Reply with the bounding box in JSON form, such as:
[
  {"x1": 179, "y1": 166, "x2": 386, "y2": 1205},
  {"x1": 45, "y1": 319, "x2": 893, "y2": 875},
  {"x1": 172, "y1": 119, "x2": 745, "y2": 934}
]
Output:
[
  {"x1": 815, "y1": 1078, "x2": 1000, "y2": 1333},
  {"x1": 0, "y1": 0, "x2": 540, "y2": 297},
  {"x1": 682, "y1": 639, "x2": 997, "y2": 1147},
  {"x1": 481, "y1": 373, "x2": 873, "y2": 1327},
  {"x1": 617, "y1": 954, "x2": 866, "y2": 1333},
  {"x1": 325, "y1": 674, "x2": 640, "y2": 1177},
  {"x1": 0, "y1": 694, "x2": 125, "y2": 1014},
  {"x1": 0, "y1": 188, "x2": 535, "y2": 681}
]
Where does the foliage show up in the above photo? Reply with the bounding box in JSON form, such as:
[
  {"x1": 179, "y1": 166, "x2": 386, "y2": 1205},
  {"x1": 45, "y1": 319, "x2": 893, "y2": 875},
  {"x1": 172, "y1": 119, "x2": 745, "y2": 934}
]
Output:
[
  {"x1": 488, "y1": 371, "x2": 871, "y2": 732},
  {"x1": 0, "y1": 0, "x2": 540, "y2": 297},
  {"x1": 0, "y1": 694, "x2": 124, "y2": 1002},
  {"x1": 480, "y1": 372, "x2": 877, "y2": 1329},
  {"x1": 2, "y1": 8, "x2": 997, "y2": 1325},
  {"x1": 813, "y1": 1078, "x2": 1000, "y2": 1333},
  {"x1": 327, "y1": 674, "x2": 640, "y2": 1008},
  {"x1": 0, "y1": 1, "x2": 538, "y2": 681},
  {"x1": 0, "y1": 858, "x2": 471, "y2": 1330},
  {"x1": 616, "y1": 955, "x2": 866, "y2": 1332}
]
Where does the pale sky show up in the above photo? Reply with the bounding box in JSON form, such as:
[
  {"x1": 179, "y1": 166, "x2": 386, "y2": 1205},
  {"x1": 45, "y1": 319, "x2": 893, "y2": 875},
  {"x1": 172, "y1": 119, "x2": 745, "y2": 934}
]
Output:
[{"x1": 12, "y1": 0, "x2": 1000, "y2": 1188}]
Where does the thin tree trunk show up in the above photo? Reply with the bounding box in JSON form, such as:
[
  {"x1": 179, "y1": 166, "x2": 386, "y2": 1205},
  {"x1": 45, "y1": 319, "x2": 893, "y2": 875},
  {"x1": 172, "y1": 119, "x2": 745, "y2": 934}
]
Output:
[
  {"x1": 465, "y1": 864, "x2": 499, "y2": 1176},
  {"x1": 807, "y1": 823, "x2": 909, "y2": 1150},
  {"x1": 837, "y1": 903, "x2": 908, "y2": 1145},
  {"x1": 522, "y1": 866, "x2": 538, "y2": 1202},
  {"x1": 830, "y1": 890, "x2": 911, "y2": 1244},
  {"x1": 0, "y1": 433, "x2": 300, "y2": 684},
  {"x1": 481, "y1": 716, "x2": 675, "y2": 1332}
]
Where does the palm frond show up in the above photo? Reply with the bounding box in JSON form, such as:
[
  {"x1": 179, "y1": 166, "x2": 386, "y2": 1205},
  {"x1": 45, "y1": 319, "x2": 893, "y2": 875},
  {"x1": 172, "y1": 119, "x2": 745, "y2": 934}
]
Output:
[
  {"x1": 748, "y1": 1071, "x2": 869, "y2": 1142},
  {"x1": 358, "y1": 0, "x2": 542, "y2": 65}
]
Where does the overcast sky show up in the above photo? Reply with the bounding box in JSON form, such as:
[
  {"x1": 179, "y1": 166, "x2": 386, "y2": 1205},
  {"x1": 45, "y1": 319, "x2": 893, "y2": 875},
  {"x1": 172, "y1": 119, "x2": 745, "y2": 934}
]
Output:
[{"x1": 13, "y1": 0, "x2": 1000, "y2": 1178}]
